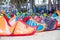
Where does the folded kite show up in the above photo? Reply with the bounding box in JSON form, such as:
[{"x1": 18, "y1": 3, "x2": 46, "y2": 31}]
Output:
[{"x1": 13, "y1": 19, "x2": 37, "y2": 36}]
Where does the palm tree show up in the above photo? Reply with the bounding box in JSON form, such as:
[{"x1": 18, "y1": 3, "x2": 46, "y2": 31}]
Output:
[
  {"x1": 30, "y1": 0, "x2": 34, "y2": 12},
  {"x1": 57, "y1": 0, "x2": 60, "y2": 10},
  {"x1": 10, "y1": 0, "x2": 27, "y2": 12},
  {"x1": 53, "y1": 0, "x2": 56, "y2": 10},
  {"x1": 48, "y1": 0, "x2": 52, "y2": 10},
  {"x1": 43, "y1": 0, "x2": 46, "y2": 3}
]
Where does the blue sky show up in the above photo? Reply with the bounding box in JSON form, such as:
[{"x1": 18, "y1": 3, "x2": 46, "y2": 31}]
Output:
[{"x1": 35, "y1": 0, "x2": 53, "y2": 5}]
